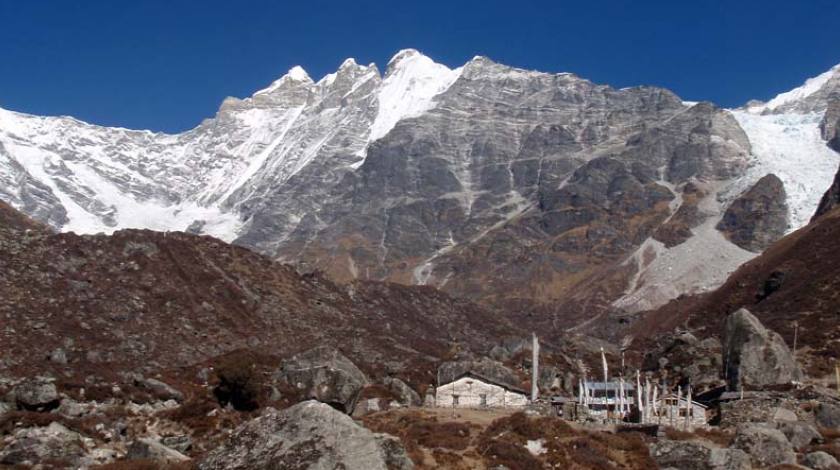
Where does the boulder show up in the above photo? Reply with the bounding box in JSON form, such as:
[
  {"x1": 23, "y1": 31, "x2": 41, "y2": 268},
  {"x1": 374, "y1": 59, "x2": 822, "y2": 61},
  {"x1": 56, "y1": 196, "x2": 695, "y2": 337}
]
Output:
[
  {"x1": 48, "y1": 348, "x2": 68, "y2": 364},
  {"x1": 816, "y1": 402, "x2": 840, "y2": 429},
  {"x1": 161, "y1": 435, "x2": 193, "y2": 453},
  {"x1": 719, "y1": 395, "x2": 805, "y2": 427},
  {"x1": 722, "y1": 308, "x2": 803, "y2": 390},
  {"x1": 9, "y1": 378, "x2": 60, "y2": 411},
  {"x1": 649, "y1": 439, "x2": 751, "y2": 470},
  {"x1": 643, "y1": 331, "x2": 723, "y2": 390},
  {"x1": 135, "y1": 377, "x2": 185, "y2": 402},
  {"x1": 384, "y1": 377, "x2": 421, "y2": 407},
  {"x1": 731, "y1": 424, "x2": 796, "y2": 467},
  {"x1": 126, "y1": 437, "x2": 191, "y2": 463},
  {"x1": 56, "y1": 398, "x2": 94, "y2": 418},
  {"x1": 717, "y1": 174, "x2": 789, "y2": 252},
  {"x1": 200, "y1": 401, "x2": 413, "y2": 470},
  {"x1": 275, "y1": 346, "x2": 369, "y2": 414},
  {"x1": 0, "y1": 422, "x2": 87, "y2": 467},
  {"x1": 802, "y1": 451, "x2": 839, "y2": 470},
  {"x1": 776, "y1": 420, "x2": 822, "y2": 449}
]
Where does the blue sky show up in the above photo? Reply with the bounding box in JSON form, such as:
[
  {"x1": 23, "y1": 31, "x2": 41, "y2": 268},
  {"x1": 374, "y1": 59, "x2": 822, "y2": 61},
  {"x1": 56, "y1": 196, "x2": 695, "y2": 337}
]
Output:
[{"x1": 1, "y1": 0, "x2": 838, "y2": 132}]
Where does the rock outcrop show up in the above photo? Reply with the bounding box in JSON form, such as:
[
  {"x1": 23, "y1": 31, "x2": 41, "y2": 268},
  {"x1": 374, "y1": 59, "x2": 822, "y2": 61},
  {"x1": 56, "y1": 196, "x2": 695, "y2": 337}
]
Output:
[
  {"x1": 126, "y1": 438, "x2": 190, "y2": 464},
  {"x1": 776, "y1": 420, "x2": 822, "y2": 449},
  {"x1": 8, "y1": 379, "x2": 60, "y2": 411},
  {"x1": 717, "y1": 174, "x2": 789, "y2": 252},
  {"x1": 649, "y1": 439, "x2": 751, "y2": 470},
  {"x1": 813, "y1": 164, "x2": 840, "y2": 220},
  {"x1": 722, "y1": 308, "x2": 803, "y2": 390},
  {"x1": 815, "y1": 402, "x2": 840, "y2": 428},
  {"x1": 0, "y1": 422, "x2": 88, "y2": 467},
  {"x1": 134, "y1": 377, "x2": 185, "y2": 402},
  {"x1": 803, "y1": 451, "x2": 840, "y2": 470},
  {"x1": 731, "y1": 424, "x2": 796, "y2": 467},
  {"x1": 276, "y1": 346, "x2": 369, "y2": 414},
  {"x1": 200, "y1": 401, "x2": 413, "y2": 470},
  {"x1": 821, "y1": 99, "x2": 840, "y2": 152},
  {"x1": 383, "y1": 377, "x2": 422, "y2": 407},
  {"x1": 642, "y1": 332, "x2": 724, "y2": 391}
]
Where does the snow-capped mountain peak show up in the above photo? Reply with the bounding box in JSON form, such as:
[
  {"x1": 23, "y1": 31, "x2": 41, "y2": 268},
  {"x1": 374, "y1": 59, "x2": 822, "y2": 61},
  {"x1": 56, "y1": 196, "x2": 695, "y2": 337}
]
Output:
[
  {"x1": 255, "y1": 66, "x2": 313, "y2": 96},
  {"x1": 368, "y1": 49, "x2": 461, "y2": 143},
  {"x1": 747, "y1": 62, "x2": 840, "y2": 114}
]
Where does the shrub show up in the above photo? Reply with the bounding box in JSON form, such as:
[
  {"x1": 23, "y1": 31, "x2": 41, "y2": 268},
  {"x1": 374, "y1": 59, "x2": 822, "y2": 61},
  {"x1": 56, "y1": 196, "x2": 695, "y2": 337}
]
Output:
[{"x1": 213, "y1": 354, "x2": 260, "y2": 411}]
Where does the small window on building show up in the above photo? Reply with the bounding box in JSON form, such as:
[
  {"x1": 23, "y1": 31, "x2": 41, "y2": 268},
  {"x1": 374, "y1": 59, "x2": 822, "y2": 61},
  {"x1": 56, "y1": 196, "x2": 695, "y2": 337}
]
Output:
[
  {"x1": 452, "y1": 395, "x2": 460, "y2": 406},
  {"x1": 480, "y1": 394, "x2": 487, "y2": 407}
]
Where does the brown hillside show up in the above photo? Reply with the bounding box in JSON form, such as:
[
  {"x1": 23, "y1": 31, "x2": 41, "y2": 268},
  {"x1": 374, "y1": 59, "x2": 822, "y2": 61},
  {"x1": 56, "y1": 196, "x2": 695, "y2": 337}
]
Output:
[{"x1": 0, "y1": 201, "x2": 519, "y2": 389}]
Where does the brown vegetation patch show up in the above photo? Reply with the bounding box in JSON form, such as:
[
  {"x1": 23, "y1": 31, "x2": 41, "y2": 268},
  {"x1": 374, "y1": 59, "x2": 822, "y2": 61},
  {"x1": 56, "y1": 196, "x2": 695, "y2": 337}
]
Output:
[
  {"x1": 363, "y1": 410, "x2": 476, "y2": 464},
  {"x1": 93, "y1": 460, "x2": 195, "y2": 470}
]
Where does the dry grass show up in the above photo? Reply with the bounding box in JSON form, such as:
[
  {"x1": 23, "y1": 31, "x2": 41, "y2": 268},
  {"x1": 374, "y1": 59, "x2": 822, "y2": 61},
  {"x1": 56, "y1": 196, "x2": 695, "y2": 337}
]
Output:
[
  {"x1": 363, "y1": 410, "x2": 477, "y2": 464},
  {"x1": 477, "y1": 412, "x2": 654, "y2": 470}
]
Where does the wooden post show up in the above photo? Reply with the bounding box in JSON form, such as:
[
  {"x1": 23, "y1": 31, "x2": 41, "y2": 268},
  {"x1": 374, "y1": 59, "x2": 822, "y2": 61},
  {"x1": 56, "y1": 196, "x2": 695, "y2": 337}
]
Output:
[
  {"x1": 685, "y1": 386, "x2": 691, "y2": 431},
  {"x1": 531, "y1": 333, "x2": 539, "y2": 402},
  {"x1": 792, "y1": 321, "x2": 798, "y2": 359},
  {"x1": 835, "y1": 362, "x2": 840, "y2": 393}
]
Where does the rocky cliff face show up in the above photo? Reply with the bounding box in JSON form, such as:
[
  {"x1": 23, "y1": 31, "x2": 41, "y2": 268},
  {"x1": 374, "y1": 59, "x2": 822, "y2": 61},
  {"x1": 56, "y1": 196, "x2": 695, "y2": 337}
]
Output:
[
  {"x1": 813, "y1": 164, "x2": 840, "y2": 219},
  {"x1": 822, "y1": 99, "x2": 840, "y2": 150},
  {"x1": 1, "y1": 51, "x2": 839, "y2": 329},
  {"x1": 716, "y1": 174, "x2": 788, "y2": 252}
]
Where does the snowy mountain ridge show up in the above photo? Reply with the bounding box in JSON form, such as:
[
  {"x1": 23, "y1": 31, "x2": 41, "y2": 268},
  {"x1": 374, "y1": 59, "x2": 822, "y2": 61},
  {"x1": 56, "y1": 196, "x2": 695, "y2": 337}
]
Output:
[
  {"x1": 1, "y1": 50, "x2": 839, "y2": 323},
  {"x1": 0, "y1": 49, "x2": 463, "y2": 239}
]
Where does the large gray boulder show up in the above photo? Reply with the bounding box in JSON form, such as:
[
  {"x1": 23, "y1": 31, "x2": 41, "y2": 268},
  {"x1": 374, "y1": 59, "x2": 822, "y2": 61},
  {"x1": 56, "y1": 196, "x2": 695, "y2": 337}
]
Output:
[
  {"x1": 8, "y1": 379, "x2": 60, "y2": 411},
  {"x1": 719, "y1": 394, "x2": 805, "y2": 427},
  {"x1": 383, "y1": 377, "x2": 421, "y2": 407},
  {"x1": 722, "y1": 308, "x2": 803, "y2": 390},
  {"x1": 0, "y1": 422, "x2": 87, "y2": 467},
  {"x1": 731, "y1": 424, "x2": 796, "y2": 468},
  {"x1": 776, "y1": 420, "x2": 822, "y2": 449},
  {"x1": 200, "y1": 401, "x2": 413, "y2": 470},
  {"x1": 134, "y1": 377, "x2": 185, "y2": 402},
  {"x1": 803, "y1": 451, "x2": 839, "y2": 470},
  {"x1": 717, "y1": 174, "x2": 789, "y2": 252},
  {"x1": 275, "y1": 346, "x2": 369, "y2": 414},
  {"x1": 815, "y1": 401, "x2": 840, "y2": 429},
  {"x1": 126, "y1": 437, "x2": 191, "y2": 463},
  {"x1": 649, "y1": 439, "x2": 751, "y2": 470}
]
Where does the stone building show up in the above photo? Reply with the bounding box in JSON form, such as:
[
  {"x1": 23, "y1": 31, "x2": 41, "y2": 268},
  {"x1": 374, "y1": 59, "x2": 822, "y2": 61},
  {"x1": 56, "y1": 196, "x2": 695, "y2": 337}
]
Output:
[
  {"x1": 650, "y1": 394, "x2": 709, "y2": 428},
  {"x1": 435, "y1": 372, "x2": 528, "y2": 408}
]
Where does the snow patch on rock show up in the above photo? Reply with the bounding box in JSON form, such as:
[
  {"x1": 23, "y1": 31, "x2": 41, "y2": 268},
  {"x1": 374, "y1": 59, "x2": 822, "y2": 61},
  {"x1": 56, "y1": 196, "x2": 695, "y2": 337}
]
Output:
[{"x1": 728, "y1": 111, "x2": 840, "y2": 231}]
